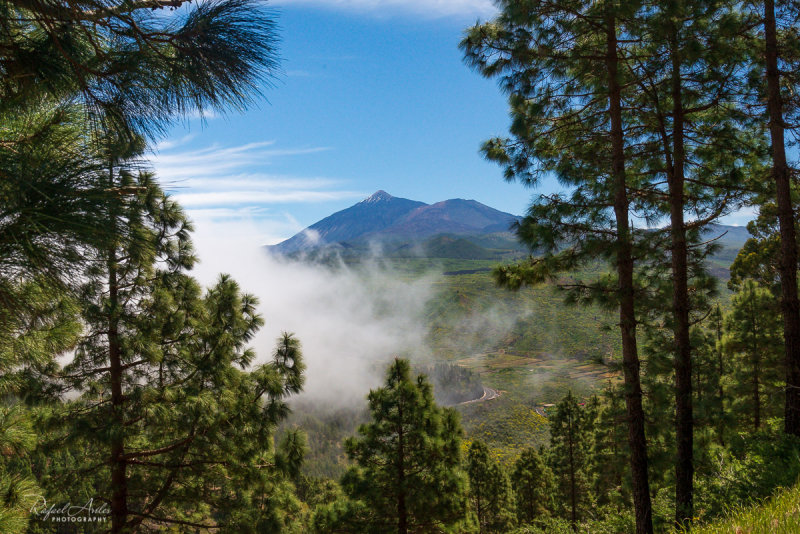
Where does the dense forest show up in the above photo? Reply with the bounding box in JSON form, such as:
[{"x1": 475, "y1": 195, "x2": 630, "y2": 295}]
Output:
[{"x1": 2, "y1": 0, "x2": 800, "y2": 532}]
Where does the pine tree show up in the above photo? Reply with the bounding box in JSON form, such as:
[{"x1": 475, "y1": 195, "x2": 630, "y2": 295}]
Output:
[
  {"x1": 0, "y1": 405, "x2": 43, "y2": 534},
  {"x1": 511, "y1": 447, "x2": 554, "y2": 526},
  {"x1": 691, "y1": 325, "x2": 726, "y2": 453},
  {"x1": 745, "y1": 0, "x2": 800, "y2": 436},
  {"x1": 0, "y1": 106, "x2": 108, "y2": 306},
  {"x1": 709, "y1": 304, "x2": 728, "y2": 446},
  {"x1": 466, "y1": 441, "x2": 515, "y2": 533},
  {"x1": 590, "y1": 387, "x2": 631, "y2": 511},
  {"x1": 0, "y1": 280, "x2": 82, "y2": 533},
  {"x1": 722, "y1": 280, "x2": 784, "y2": 432},
  {"x1": 461, "y1": 2, "x2": 655, "y2": 530},
  {"x1": 0, "y1": 0, "x2": 280, "y2": 137},
  {"x1": 548, "y1": 391, "x2": 591, "y2": 532},
  {"x1": 332, "y1": 358, "x2": 468, "y2": 534},
  {"x1": 32, "y1": 154, "x2": 306, "y2": 532},
  {"x1": 729, "y1": 193, "x2": 800, "y2": 296},
  {"x1": 0, "y1": 0, "x2": 282, "y2": 305},
  {"x1": 626, "y1": 0, "x2": 762, "y2": 522}
]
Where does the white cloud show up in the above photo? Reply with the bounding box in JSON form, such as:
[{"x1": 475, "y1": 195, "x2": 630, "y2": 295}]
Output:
[
  {"x1": 173, "y1": 175, "x2": 342, "y2": 192},
  {"x1": 189, "y1": 217, "x2": 440, "y2": 407},
  {"x1": 149, "y1": 140, "x2": 364, "y2": 212},
  {"x1": 152, "y1": 141, "x2": 331, "y2": 182},
  {"x1": 146, "y1": 138, "x2": 367, "y2": 247},
  {"x1": 155, "y1": 134, "x2": 196, "y2": 151},
  {"x1": 188, "y1": 209, "x2": 303, "y2": 246},
  {"x1": 175, "y1": 189, "x2": 363, "y2": 207},
  {"x1": 302, "y1": 228, "x2": 322, "y2": 245},
  {"x1": 719, "y1": 206, "x2": 757, "y2": 227},
  {"x1": 271, "y1": 0, "x2": 496, "y2": 18}
]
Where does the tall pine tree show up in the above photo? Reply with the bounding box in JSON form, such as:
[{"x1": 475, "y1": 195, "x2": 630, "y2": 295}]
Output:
[
  {"x1": 466, "y1": 440, "x2": 515, "y2": 533},
  {"x1": 325, "y1": 359, "x2": 468, "y2": 534},
  {"x1": 34, "y1": 150, "x2": 306, "y2": 532},
  {"x1": 511, "y1": 447, "x2": 554, "y2": 526},
  {"x1": 745, "y1": 0, "x2": 800, "y2": 436},
  {"x1": 626, "y1": 0, "x2": 761, "y2": 522},
  {"x1": 461, "y1": 2, "x2": 656, "y2": 529},
  {"x1": 722, "y1": 280, "x2": 784, "y2": 432},
  {"x1": 548, "y1": 391, "x2": 592, "y2": 532}
]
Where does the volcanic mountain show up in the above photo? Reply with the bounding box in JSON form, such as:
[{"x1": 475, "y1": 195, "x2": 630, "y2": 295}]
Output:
[{"x1": 269, "y1": 191, "x2": 520, "y2": 255}]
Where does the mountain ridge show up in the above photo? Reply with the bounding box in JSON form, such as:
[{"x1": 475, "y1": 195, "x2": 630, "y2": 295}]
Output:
[
  {"x1": 270, "y1": 191, "x2": 520, "y2": 255},
  {"x1": 267, "y1": 191, "x2": 752, "y2": 265}
]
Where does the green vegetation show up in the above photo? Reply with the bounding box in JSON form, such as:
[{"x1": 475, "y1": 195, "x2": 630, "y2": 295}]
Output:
[
  {"x1": 314, "y1": 359, "x2": 468, "y2": 533},
  {"x1": 691, "y1": 484, "x2": 800, "y2": 534},
  {"x1": 466, "y1": 440, "x2": 515, "y2": 533},
  {"x1": 3, "y1": 0, "x2": 800, "y2": 529}
]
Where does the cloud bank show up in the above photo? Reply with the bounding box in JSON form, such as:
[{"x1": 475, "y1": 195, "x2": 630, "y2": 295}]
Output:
[{"x1": 189, "y1": 217, "x2": 440, "y2": 408}]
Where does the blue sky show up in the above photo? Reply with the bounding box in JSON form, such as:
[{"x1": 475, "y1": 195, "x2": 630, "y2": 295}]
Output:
[{"x1": 154, "y1": 0, "x2": 752, "y2": 249}]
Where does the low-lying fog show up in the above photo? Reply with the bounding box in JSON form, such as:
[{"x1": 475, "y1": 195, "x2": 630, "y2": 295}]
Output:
[{"x1": 191, "y1": 217, "x2": 440, "y2": 408}]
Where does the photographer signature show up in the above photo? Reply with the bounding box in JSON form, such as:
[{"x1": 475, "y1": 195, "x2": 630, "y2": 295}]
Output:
[{"x1": 30, "y1": 497, "x2": 110, "y2": 522}]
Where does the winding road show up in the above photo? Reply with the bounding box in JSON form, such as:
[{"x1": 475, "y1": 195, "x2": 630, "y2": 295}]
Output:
[{"x1": 458, "y1": 386, "x2": 500, "y2": 405}]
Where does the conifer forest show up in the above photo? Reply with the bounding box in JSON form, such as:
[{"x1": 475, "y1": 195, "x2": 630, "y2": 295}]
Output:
[{"x1": 2, "y1": 0, "x2": 800, "y2": 532}]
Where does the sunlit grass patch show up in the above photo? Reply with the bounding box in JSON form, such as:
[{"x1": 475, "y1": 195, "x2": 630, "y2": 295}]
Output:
[{"x1": 691, "y1": 484, "x2": 800, "y2": 534}]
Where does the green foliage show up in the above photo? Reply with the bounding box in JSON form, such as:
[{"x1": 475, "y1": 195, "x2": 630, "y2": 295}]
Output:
[
  {"x1": 459, "y1": 398, "x2": 549, "y2": 464},
  {"x1": 27, "y1": 168, "x2": 306, "y2": 532},
  {"x1": 0, "y1": 105, "x2": 107, "y2": 294},
  {"x1": 722, "y1": 281, "x2": 784, "y2": 432},
  {"x1": 692, "y1": 482, "x2": 800, "y2": 534},
  {"x1": 511, "y1": 447, "x2": 554, "y2": 525},
  {"x1": 467, "y1": 441, "x2": 516, "y2": 533},
  {"x1": 0, "y1": 405, "x2": 42, "y2": 534},
  {"x1": 0, "y1": 279, "x2": 80, "y2": 397},
  {"x1": 0, "y1": 0, "x2": 280, "y2": 137},
  {"x1": 419, "y1": 363, "x2": 484, "y2": 405},
  {"x1": 694, "y1": 427, "x2": 800, "y2": 523},
  {"x1": 323, "y1": 359, "x2": 468, "y2": 533},
  {"x1": 547, "y1": 391, "x2": 593, "y2": 530},
  {"x1": 589, "y1": 388, "x2": 631, "y2": 510},
  {"x1": 728, "y1": 199, "x2": 793, "y2": 293},
  {"x1": 426, "y1": 265, "x2": 622, "y2": 363}
]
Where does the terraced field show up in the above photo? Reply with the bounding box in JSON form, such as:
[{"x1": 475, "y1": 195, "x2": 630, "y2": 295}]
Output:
[
  {"x1": 457, "y1": 351, "x2": 619, "y2": 401},
  {"x1": 453, "y1": 350, "x2": 620, "y2": 463}
]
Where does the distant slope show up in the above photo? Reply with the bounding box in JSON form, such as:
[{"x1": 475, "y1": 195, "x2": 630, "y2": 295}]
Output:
[
  {"x1": 271, "y1": 191, "x2": 425, "y2": 254},
  {"x1": 702, "y1": 223, "x2": 751, "y2": 250},
  {"x1": 380, "y1": 199, "x2": 518, "y2": 239}
]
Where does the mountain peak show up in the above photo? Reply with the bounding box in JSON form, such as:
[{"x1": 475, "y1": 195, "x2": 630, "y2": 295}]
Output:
[
  {"x1": 268, "y1": 192, "x2": 522, "y2": 255},
  {"x1": 361, "y1": 190, "x2": 394, "y2": 203}
]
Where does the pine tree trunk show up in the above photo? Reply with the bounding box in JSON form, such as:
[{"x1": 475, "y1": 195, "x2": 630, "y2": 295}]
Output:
[
  {"x1": 526, "y1": 483, "x2": 535, "y2": 521},
  {"x1": 568, "y1": 406, "x2": 577, "y2": 533},
  {"x1": 669, "y1": 23, "x2": 694, "y2": 528},
  {"x1": 606, "y1": 16, "x2": 654, "y2": 534},
  {"x1": 397, "y1": 400, "x2": 408, "y2": 534},
  {"x1": 716, "y1": 309, "x2": 725, "y2": 446},
  {"x1": 752, "y1": 298, "x2": 761, "y2": 430},
  {"x1": 754, "y1": 352, "x2": 762, "y2": 431},
  {"x1": 109, "y1": 286, "x2": 127, "y2": 533},
  {"x1": 764, "y1": 0, "x2": 800, "y2": 437},
  {"x1": 107, "y1": 167, "x2": 128, "y2": 534}
]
